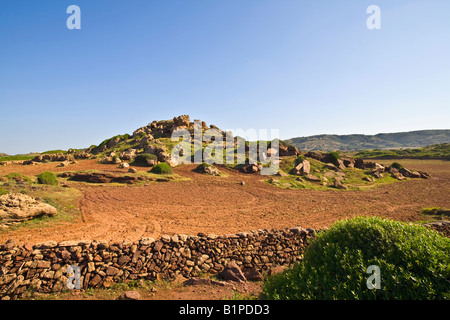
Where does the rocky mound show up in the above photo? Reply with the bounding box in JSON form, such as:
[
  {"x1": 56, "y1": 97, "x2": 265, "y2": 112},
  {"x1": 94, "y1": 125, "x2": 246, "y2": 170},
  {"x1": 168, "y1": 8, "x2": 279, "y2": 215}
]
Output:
[
  {"x1": 194, "y1": 163, "x2": 221, "y2": 176},
  {"x1": 0, "y1": 194, "x2": 57, "y2": 227},
  {"x1": 304, "y1": 151, "x2": 430, "y2": 180}
]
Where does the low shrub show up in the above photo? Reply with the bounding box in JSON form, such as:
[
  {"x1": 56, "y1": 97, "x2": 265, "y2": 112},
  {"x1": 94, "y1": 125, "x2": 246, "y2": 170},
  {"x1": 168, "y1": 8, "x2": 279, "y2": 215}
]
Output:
[
  {"x1": 261, "y1": 216, "x2": 450, "y2": 300},
  {"x1": 150, "y1": 163, "x2": 173, "y2": 174},
  {"x1": 37, "y1": 171, "x2": 59, "y2": 186},
  {"x1": 391, "y1": 162, "x2": 404, "y2": 170},
  {"x1": 133, "y1": 153, "x2": 158, "y2": 166},
  {"x1": 327, "y1": 151, "x2": 340, "y2": 164},
  {"x1": 194, "y1": 162, "x2": 212, "y2": 172},
  {"x1": 294, "y1": 155, "x2": 305, "y2": 166}
]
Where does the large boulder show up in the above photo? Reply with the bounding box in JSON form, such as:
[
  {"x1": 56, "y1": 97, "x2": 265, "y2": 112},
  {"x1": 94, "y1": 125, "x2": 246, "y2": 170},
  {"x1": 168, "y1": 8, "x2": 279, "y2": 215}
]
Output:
[
  {"x1": 0, "y1": 194, "x2": 57, "y2": 226},
  {"x1": 120, "y1": 149, "x2": 138, "y2": 161},
  {"x1": 195, "y1": 163, "x2": 221, "y2": 176},
  {"x1": 239, "y1": 164, "x2": 262, "y2": 174},
  {"x1": 173, "y1": 115, "x2": 191, "y2": 128},
  {"x1": 218, "y1": 261, "x2": 247, "y2": 283},
  {"x1": 291, "y1": 160, "x2": 311, "y2": 176}
]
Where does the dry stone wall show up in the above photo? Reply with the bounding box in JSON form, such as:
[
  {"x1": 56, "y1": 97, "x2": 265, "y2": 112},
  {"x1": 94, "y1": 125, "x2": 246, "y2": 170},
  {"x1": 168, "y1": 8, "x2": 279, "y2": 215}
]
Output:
[{"x1": 0, "y1": 227, "x2": 315, "y2": 300}]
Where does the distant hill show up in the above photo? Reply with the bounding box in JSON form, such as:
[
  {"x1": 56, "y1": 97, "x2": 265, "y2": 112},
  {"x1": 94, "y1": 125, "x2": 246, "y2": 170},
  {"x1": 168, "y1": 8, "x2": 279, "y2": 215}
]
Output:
[
  {"x1": 285, "y1": 130, "x2": 450, "y2": 151},
  {"x1": 0, "y1": 153, "x2": 8, "y2": 158},
  {"x1": 354, "y1": 143, "x2": 450, "y2": 160}
]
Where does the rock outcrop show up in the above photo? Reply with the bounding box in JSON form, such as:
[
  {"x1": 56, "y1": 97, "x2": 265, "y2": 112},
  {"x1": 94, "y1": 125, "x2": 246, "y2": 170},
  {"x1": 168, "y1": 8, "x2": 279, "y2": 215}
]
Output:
[{"x1": 0, "y1": 194, "x2": 57, "y2": 227}]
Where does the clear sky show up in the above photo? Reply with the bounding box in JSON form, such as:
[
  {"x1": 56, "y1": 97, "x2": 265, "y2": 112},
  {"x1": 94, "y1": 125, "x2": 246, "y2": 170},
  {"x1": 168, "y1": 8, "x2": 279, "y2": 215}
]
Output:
[{"x1": 1, "y1": 0, "x2": 449, "y2": 154}]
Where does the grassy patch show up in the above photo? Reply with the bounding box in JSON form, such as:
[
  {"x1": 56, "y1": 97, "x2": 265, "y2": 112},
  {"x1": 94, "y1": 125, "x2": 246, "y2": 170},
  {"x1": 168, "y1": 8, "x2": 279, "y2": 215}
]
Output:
[
  {"x1": 422, "y1": 207, "x2": 450, "y2": 217},
  {"x1": 0, "y1": 173, "x2": 81, "y2": 230},
  {"x1": 0, "y1": 155, "x2": 35, "y2": 162},
  {"x1": 0, "y1": 187, "x2": 8, "y2": 196},
  {"x1": 5, "y1": 172, "x2": 33, "y2": 183},
  {"x1": 41, "y1": 150, "x2": 67, "y2": 155}
]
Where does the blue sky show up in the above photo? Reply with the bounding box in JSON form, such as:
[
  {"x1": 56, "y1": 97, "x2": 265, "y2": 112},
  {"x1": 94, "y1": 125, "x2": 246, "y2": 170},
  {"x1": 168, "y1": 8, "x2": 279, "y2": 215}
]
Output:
[{"x1": 1, "y1": 0, "x2": 449, "y2": 154}]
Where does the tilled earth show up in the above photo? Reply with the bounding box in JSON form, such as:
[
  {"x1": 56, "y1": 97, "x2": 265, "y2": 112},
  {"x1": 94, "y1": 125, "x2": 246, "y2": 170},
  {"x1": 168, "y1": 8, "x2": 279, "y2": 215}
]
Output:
[{"x1": 0, "y1": 159, "x2": 449, "y2": 245}]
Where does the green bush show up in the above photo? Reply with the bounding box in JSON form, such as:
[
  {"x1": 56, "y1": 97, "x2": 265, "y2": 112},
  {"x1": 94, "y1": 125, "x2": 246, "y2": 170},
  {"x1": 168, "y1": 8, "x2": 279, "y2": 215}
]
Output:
[
  {"x1": 133, "y1": 153, "x2": 158, "y2": 166},
  {"x1": 37, "y1": 171, "x2": 59, "y2": 186},
  {"x1": 294, "y1": 155, "x2": 305, "y2": 166},
  {"x1": 391, "y1": 162, "x2": 404, "y2": 170},
  {"x1": 194, "y1": 162, "x2": 212, "y2": 172},
  {"x1": 150, "y1": 163, "x2": 173, "y2": 174},
  {"x1": 327, "y1": 151, "x2": 340, "y2": 164},
  {"x1": 261, "y1": 217, "x2": 450, "y2": 300}
]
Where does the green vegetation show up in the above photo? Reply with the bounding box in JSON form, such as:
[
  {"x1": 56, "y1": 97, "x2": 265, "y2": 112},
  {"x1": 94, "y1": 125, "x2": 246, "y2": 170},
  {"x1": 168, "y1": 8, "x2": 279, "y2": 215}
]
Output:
[
  {"x1": 0, "y1": 187, "x2": 8, "y2": 196},
  {"x1": 194, "y1": 162, "x2": 213, "y2": 172},
  {"x1": 41, "y1": 150, "x2": 67, "y2": 155},
  {"x1": 37, "y1": 172, "x2": 59, "y2": 186},
  {"x1": 355, "y1": 143, "x2": 450, "y2": 160},
  {"x1": 0, "y1": 173, "x2": 82, "y2": 230},
  {"x1": 150, "y1": 163, "x2": 173, "y2": 174},
  {"x1": 422, "y1": 207, "x2": 450, "y2": 217},
  {"x1": 5, "y1": 172, "x2": 32, "y2": 183},
  {"x1": 0, "y1": 155, "x2": 35, "y2": 162},
  {"x1": 391, "y1": 162, "x2": 404, "y2": 170},
  {"x1": 293, "y1": 155, "x2": 305, "y2": 166},
  {"x1": 327, "y1": 151, "x2": 340, "y2": 164},
  {"x1": 133, "y1": 153, "x2": 158, "y2": 166},
  {"x1": 261, "y1": 217, "x2": 450, "y2": 300}
]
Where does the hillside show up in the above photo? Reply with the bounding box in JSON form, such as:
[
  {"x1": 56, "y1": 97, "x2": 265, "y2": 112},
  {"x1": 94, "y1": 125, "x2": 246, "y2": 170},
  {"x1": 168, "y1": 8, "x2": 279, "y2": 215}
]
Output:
[
  {"x1": 285, "y1": 130, "x2": 450, "y2": 151},
  {"x1": 354, "y1": 143, "x2": 450, "y2": 160}
]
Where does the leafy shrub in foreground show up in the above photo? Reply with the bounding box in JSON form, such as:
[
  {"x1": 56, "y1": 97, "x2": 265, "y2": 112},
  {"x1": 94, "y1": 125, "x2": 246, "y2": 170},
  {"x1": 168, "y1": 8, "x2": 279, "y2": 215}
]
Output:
[
  {"x1": 150, "y1": 162, "x2": 173, "y2": 174},
  {"x1": 37, "y1": 171, "x2": 59, "y2": 186},
  {"x1": 261, "y1": 217, "x2": 450, "y2": 300}
]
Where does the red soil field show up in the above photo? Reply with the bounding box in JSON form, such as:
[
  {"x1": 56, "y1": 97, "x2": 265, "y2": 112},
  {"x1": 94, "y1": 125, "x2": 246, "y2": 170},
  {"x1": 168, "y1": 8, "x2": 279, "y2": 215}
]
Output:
[{"x1": 1, "y1": 159, "x2": 449, "y2": 245}]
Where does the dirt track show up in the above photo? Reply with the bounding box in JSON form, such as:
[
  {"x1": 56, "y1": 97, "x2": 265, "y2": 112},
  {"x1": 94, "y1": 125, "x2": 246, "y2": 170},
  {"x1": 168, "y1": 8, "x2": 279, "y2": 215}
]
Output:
[{"x1": 0, "y1": 159, "x2": 449, "y2": 245}]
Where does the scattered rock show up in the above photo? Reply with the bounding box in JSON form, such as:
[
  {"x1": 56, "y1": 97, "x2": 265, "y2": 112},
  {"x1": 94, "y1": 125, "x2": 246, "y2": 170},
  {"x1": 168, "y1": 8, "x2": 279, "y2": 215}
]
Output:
[
  {"x1": 218, "y1": 262, "x2": 247, "y2": 283},
  {"x1": 119, "y1": 162, "x2": 130, "y2": 169},
  {"x1": 242, "y1": 269, "x2": 264, "y2": 281},
  {"x1": 333, "y1": 180, "x2": 348, "y2": 190},
  {"x1": 119, "y1": 291, "x2": 140, "y2": 300},
  {"x1": 391, "y1": 172, "x2": 406, "y2": 180},
  {"x1": 239, "y1": 164, "x2": 262, "y2": 174},
  {"x1": 305, "y1": 174, "x2": 321, "y2": 182},
  {"x1": 268, "y1": 265, "x2": 287, "y2": 276}
]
